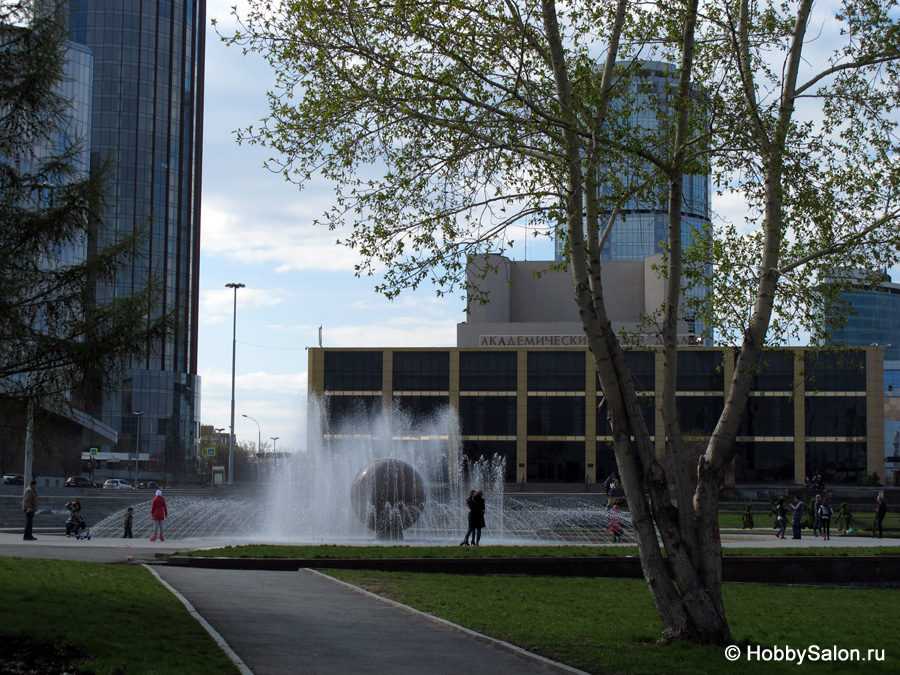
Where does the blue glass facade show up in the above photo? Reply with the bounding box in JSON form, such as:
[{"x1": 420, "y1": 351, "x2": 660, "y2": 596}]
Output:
[
  {"x1": 828, "y1": 282, "x2": 900, "y2": 363},
  {"x1": 69, "y1": 0, "x2": 204, "y2": 480}
]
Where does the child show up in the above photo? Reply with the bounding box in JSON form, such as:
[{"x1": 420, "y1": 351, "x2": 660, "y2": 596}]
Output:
[
  {"x1": 123, "y1": 506, "x2": 133, "y2": 539},
  {"x1": 150, "y1": 490, "x2": 167, "y2": 541}
]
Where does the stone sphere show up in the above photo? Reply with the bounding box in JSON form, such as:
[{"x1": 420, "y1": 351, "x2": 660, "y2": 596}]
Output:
[{"x1": 351, "y1": 458, "x2": 427, "y2": 539}]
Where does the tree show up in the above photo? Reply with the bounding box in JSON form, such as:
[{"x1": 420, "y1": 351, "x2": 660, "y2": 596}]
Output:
[
  {"x1": 223, "y1": 0, "x2": 900, "y2": 643},
  {"x1": 0, "y1": 1, "x2": 172, "y2": 414}
]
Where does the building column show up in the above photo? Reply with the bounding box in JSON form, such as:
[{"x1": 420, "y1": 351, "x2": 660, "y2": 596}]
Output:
[{"x1": 516, "y1": 349, "x2": 528, "y2": 484}]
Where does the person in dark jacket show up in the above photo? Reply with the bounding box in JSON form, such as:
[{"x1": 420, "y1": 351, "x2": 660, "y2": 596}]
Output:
[
  {"x1": 790, "y1": 496, "x2": 804, "y2": 539},
  {"x1": 775, "y1": 498, "x2": 787, "y2": 539},
  {"x1": 460, "y1": 490, "x2": 477, "y2": 546},
  {"x1": 874, "y1": 495, "x2": 887, "y2": 539},
  {"x1": 123, "y1": 506, "x2": 134, "y2": 539},
  {"x1": 470, "y1": 491, "x2": 486, "y2": 546},
  {"x1": 22, "y1": 480, "x2": 38, "y2": 541}
]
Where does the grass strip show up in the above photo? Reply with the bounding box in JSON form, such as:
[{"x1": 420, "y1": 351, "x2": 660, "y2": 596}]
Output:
[
  {"x1": 324, "y1": 570, "x2": 899, "y2": 674},
  {"x1": 180, "y1": 542, "x2": 900, "y2": 559},
  {"x1": 0, "y1": 558, "x2": 239, "y2": 675}
]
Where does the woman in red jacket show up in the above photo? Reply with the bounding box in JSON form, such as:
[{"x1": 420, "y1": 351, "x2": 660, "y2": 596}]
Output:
[{"x1": 150, "y1": 489, "x2": 168, "y2": 541}]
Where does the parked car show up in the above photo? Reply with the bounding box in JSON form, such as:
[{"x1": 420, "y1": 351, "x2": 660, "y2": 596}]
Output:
[
  {"x1": 3, "y1": 474, "x2": 24, "y2": 485},
  {"x1": 65, "y1": 476, "x2": 98, "y2": 488},
  {"x1": 137, "y1": 481, "x2": 159, "y2": 490},
  {"x1": 102, "y1": 478, "x2": 134, "y2": 489}
]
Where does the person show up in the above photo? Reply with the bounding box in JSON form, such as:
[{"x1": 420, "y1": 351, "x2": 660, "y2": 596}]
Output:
[
  {"x1": 123, "y1": 506, "x2": 134, "y2": 539},
  {"x1": 775, "y1": 497, "x2": 787, "y2": 539},
  {"x1": 150, "y1": 489, "x2": 167, "y2": 541},
  {"x1": 741, "y1": 502, "x2": 754, "y2": 529},
  {"x1": 603, "y1": 472, "x2": 617, "y2": 496},
  {"x1": 65, "y1": 500, "x2": 82, "y2": 537},
  {"x1": 813, "y1": 494, "x2": 823, "y2": 537},
  {"x1": 874, "y1": 495, "x2": 887, "y2": 539},
  {"x1": 819, "y1": 498, "x2": 832, "y2": 540},
  {"x1": 460, "y1": 489, "x2": 477, "y2": 546},
  {"x1": 22, "y1": 479, "x2": 38, "y2": 541},
  {"x1": 790, "y1": 496, "x2": 804, "y2": 539},
  {"x1": 470, "y1": 491, "x2": 486, "y2": 546},
  {"x1": 609, "y1": 504, "x2": 624, "y2": 542}
]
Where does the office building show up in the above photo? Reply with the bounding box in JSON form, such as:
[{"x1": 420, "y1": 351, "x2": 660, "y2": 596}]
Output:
[{"x1": 68, "y1": 0, "x2": 204, "y2": 481}]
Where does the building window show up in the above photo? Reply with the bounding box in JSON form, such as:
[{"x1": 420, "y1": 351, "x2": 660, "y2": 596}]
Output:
[
  {"x1": 528, "y1": 351, "x2": 583, "y2": 391},
  {"x1": 527, "y1": 396, "x2": 585, "y2": 436},
  {"x1": 392, "y1": 396, "x2": 450, "y2": 428},
  {"x1": 461, "y1": 441, "x2": 517, "y2": 482},
  {"x1": 805, "y1": 397, "x2": 866, "y2": 436},
  {"x1": 739, "y1": 396, "x2": 793, "y2": 436},
  {"x1": 324, "y1": 395, "x2": 382, "y2": 433},
  {"x1": 597, "y1": 396, "x2": 655, "y2": 436},
  {"x1": 459, "y1": 396, "x2": 516, "y2": 436},
  {"x1": 805, "y1": 442, "x2": 868, "y2": 484},
  {"x1": 596, "y1": 350, "x2": 656, "y2": 392},
  {"x1": 804, "y1": 350, "x2": 866, "y2": 392},
  {"x1": 734, "y1": 442, "x2": 795, "y2": 483},
  {"x1": 742, "y1": 349, "x2": 795, "y2": 392},
  {"x1": 527, "y1": 441, "x2": 585, "y2": 483},
  {"x1": 460, "y1": 351, "x2": 516, "y2": 391},
  {"x1": 393, "y1": 351, "x2": 449, "y2": 391},
  {"x1": 324, "y1": 351, "x2": 383, "y2": 391},
  {"x1": 676, "y1": 351, "x2": 724, "y2": 391},
  {"x1": 675, "y1": 396, "x2": 724, "y2": 435}
]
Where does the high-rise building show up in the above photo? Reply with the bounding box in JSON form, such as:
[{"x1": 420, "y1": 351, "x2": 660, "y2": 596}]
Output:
[{"x1": 68, "y1": 0, "x2": 204, "y2": 481}]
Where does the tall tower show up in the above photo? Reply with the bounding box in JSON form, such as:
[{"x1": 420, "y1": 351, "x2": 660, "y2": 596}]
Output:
[{"x1": 68, "y1": 0, "x2": 204, "y2": 481}]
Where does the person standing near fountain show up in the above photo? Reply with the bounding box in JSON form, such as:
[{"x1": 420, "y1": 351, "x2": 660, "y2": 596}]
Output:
[
  {"x1": 471, "y1": 491, "x2": 486, "y2": 546},
  {"x1": 460, "y1": 490, "x2": 477, "y2": 546},
  {"x1": 150, "y1": 490, "x2": 168, "y2": 541}
]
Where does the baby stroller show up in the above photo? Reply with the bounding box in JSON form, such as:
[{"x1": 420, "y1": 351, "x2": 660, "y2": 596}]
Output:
[{"x1": 75, "y1": 514, "x2": 90, "y2": 540}]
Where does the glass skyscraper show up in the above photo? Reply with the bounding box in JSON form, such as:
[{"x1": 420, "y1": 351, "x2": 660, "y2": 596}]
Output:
[{"x1": 68, "y1": 0, "x2": 204, "y2": 481}]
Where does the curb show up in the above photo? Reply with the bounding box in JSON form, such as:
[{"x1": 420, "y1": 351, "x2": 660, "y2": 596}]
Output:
[{"x1": 144, "y1": 565, "x2": 254, "y2": 674}]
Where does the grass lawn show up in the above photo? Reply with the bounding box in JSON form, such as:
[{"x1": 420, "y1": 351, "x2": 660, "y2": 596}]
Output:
[
  {"x1": 0, "y1": 558, "x2": 239, "y2": 675},
  {"x1": 180, "y1": 542, "x2": 900, "y2": 559},
  {"x1": 325, "y1": 570, "x2": 899, "y2": 674}
]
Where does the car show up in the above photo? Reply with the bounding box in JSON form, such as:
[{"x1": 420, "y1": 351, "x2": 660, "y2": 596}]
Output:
[
  {"x1": 3, "y1": 474, "x2": 24, "y2": 485},
  {"x1": 102, "y1": 478, "x2": 134, "y2": 489},
  {"x1": 137, "y1": 481, "x2": 159, "y2": 490},
  {"x1": 65, "y1": 476, "x2": 98, "y2": 488}
]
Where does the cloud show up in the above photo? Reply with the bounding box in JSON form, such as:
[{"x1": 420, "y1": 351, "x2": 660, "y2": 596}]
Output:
[{"x1": 200, "y1": 286, "x2": 289, "y2": 325}]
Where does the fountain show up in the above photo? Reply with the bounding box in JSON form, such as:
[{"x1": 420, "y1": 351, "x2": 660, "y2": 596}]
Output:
[{"x1": 89, "y1": 398, "x2": 636, "y2": 544}]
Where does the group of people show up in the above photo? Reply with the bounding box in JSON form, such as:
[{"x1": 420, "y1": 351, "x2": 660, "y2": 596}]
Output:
[
  {"x1": 19, "y1": 481, "x2": 168, "y2": 541},
  {"x1": 774, "y1": 493, "x2": 887, "y2": 541}
]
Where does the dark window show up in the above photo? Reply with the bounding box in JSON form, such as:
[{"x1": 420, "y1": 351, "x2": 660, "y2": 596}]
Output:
[
  {"x1": 676, "y1": 351, "x2": 724, "y2": 391},
  {"x1": 675, "y1": 396, "x2": 724, "y2": 435},
  {"x1": 393, "y1": 352, "x2": 449, "y2": 391},
  {"x1": 460, "y1": 351, "x2": 517, "y2": 391},
  {"x1": 527, "y1": 441, "x2": 585, "y2": 483},
  {"x1": 741, "y1": 349, "x2": 795, "y2": 391},
  {"x1": 739, "y1": 396, "x2": 793, "y2": 436},
  {"x1": 805, "y1": 397, "x2": 866, "y2": 436},
  {"x1": 459, "y1": 396, "x2": 516, "y2": 436},
  {"x1": 804, "y1": 350, "x2": 866, "y2": 392},
  {"x1": 461, "y1": 441, "x2": 517, "y2": 482},
  {"x1": 324, "y1": 351, "x2": 383, "y2": 391},
  {"x1": 805, "y1": 442, "x2": 868, "y2": 484},
  {"x1": 324, "y1": 395, "x2": 382, "y2": 433},
  {"x1": 734, "y1": 442, "x2": 795, "y2": 483},
  {"x1": 597, "y1": 396, "x2": 655, "y2": 435},
  {"x1": 392, "y1": 396, "x2": 450, "y2": 428},
  {"x1": 528, "y1": 351, "x2": 584, "y2": 391},
  {"x1": 527, "y1": 396, "x2": 585, "y2": 436},
  {"x1": 596, "y1": 350, "x2": 656, "y2": 392}
]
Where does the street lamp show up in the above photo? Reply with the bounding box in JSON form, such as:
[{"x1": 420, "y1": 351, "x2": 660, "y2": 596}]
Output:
[
  {"x1": 226, "y1": 282, "x2": 245, "y2": 485},
  {"x1": 243, "y1": 414, "x2": 262, "y2": 483},
  {"x1": 132, "y1": 411, "x2": 143, "y2": 486},
  {"x1": 271, "y1": 436, "x2": 279, "y2": 461}
]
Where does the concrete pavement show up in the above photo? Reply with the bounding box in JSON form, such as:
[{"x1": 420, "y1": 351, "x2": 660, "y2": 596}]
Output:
[{"x1": 0, "y1": 532, "x2": 583, "y2": 674}]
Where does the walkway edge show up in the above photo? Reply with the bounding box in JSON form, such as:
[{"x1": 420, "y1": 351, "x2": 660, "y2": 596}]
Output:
[
  {"x1": 302, "y1": 568, "x2": 589, "y2": 675},
  {"x1": 144, "y1": 565, "x2": 254, "y2": 675}
]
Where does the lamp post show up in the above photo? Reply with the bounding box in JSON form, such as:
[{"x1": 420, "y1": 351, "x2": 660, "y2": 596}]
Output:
[
  {"x1": 270, "y1": 436, "x2": 279, "y2": 473},
  {"x1": 243, "y1": 414, "x2": 261, "y2": 482},
  {"x1": 214, "y1": 428, "x2": 225, "y2": 486},
  {"x1": 132, "y1": 411, "x2": 143, "y2": 486},
  {"x1": 226, "y1": 282, "x2": 245, "y2": 485}
]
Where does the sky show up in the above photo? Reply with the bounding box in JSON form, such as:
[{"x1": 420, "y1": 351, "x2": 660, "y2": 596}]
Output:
[
  {"x1": 196, "y1": 1, "x2": 897, "y2": 454},
  {"x1": 197, "y1": 1, "x2": 526, "y2": 453}
]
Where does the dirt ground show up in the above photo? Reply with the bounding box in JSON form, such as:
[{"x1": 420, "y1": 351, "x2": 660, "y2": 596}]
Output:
[{"x1": 0, "y1": 634, "x2": 90, "y2": 675}]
